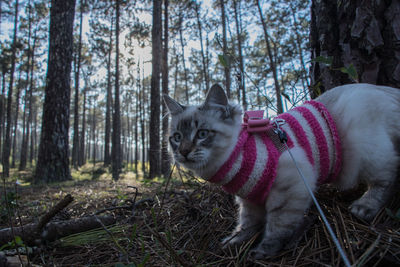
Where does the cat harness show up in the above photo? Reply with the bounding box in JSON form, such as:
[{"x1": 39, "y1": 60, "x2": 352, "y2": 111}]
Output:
[{"x1": 207, "y1": 100, "x2": 342, "y2": 206}]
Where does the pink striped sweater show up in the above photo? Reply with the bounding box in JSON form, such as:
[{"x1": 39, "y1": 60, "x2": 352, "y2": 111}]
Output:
[{"x1": 208, "y1": 100, "x2": 342, "y2": 206}]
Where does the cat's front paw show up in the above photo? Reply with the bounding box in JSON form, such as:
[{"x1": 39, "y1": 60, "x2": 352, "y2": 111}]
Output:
[
  {"x1": 221, "y1": 234, "x2": 245, "y2": 249},
  {"x1": 248, "y1": 239, "x2": 281, "y2": 260},
  {"x1": 350, "y1": 199, "x2": 380, "y2": 222}
]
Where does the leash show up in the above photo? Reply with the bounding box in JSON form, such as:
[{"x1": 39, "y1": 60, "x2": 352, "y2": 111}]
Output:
[{"x1": 273, "y1": 121, "x2": 352, "y2": 267}]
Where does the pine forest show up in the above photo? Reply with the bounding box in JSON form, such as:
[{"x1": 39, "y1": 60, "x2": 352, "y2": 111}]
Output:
[{"x1": 0, "y1": 0, "x2": 399, "y2": 266}]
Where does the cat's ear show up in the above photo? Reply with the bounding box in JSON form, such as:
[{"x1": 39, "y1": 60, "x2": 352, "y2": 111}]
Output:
[
  {"x1": 163, "y1": 94, "x2": 185, "y2": 115},
  {"x1": 204, "y1": 84, "x2": 228, "y2": 106}
]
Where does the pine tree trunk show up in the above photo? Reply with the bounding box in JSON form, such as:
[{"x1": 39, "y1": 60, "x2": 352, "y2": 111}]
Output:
[
  {"x1": 141, "y1": 67, "x2": 146, "y2": 177},
  {"x1": 134, "y1": 81, "x2": 139, "y2": 176},
  {"x1": 92, "y1": 103, "x2": 96, "y2": 166},
  {"x1": 29, "y1": 98, "x2": 37, "y2": 165},
  {"x1": 149, "y1": 0, "x2": 162, "y2": 179},
  {"x1": 104, "y1": 16, "x2": 113, "y2": 167},
  {"x1": 256, "y1": 0, "x2": 283, "y2": 114},
  {"x1": 111, "y1": 0, "x2": 121, "y2": 180},
  {"x1": 194, "y1": 2, "x2": 209, "y2": 93},
  {"x1": 161, "y1": 0, "x2": 170, "y2": 177},
  {"x1": 11, "y1": 73, "x2": 22, "y2": 168},
  {"x1": 310, "y1": 0, "x2": 400, "y2": 96},
  {"x1": 178, "y1": 15, "x2": 189, "y2": 103},
  {"x1": 2, "y1": 0, "x2": 19, "y2": 178},
  {"x1": 219, "y1": 0, "x2": 231, "y2": 98},
  {"x1": 78, "y1": 87, "x2": 86, "y2": 166},
  {"x1": 0, "y1": 72, "x2": 6, "y2": 163},
  {"x1": 19, "y1": 0, "x2": 33, "y2": 171},
  {"x1": 72, "y1": 0, "x2": 83, "y2": 169},
  {"x1": 34, "y1": 0, "x2": 76, "y2": 183},
  {"x1": 233, "y1": 0, "x2": 247, "y2": 110}
]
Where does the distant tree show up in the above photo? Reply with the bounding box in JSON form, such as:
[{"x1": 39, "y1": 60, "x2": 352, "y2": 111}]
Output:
[
  {"x1": 104, "y1": 16, "x2": 113, "y2": 167},
  {"x1": 219, "y1": 0, "x2": 231, "y2": 98},
  {"x1": 255, "y1": 0, "x2": 283, "y2": 114},
  {"x1": 34, "y1": 0, "x2": 76, "y2": 183},
  {"x1": 149, "y1": 0, "x2": 162, "y2": 179},
  {"x1": 161, "y1": 0, "x2": 170, "y2": 177},
  {"x1": 19, "y1": 0, "x2": 34, "y2": 171},
  {"x1": 2, "y1": 0, "x2": 19, "y2": 178},
  {"x1": 310, "y1": 0, "x2": 400, "y2": 96},
  {"x1": 232, "y1": 0, "x2": 246, "y2": 110},
  {"x1": 194, "y1": 1, "x2": 209, "y2": 93},
  {"x1": 111, "y1": 0, "x2": 121, "y2": 180},
  {"x1": 79, "y1": 83, "x2": 87, "y2": 166},
  {"x1": 71, "y1": 0, "x2": 85, "y2": 169}
]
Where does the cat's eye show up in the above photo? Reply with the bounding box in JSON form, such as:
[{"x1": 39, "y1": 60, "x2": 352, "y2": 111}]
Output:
[
  {"x1": 196, "y1": 129, "x2": 209, "y2": 139},
  {"x1": 173, "y1": 132, "x2": 182, "y2": 142}
]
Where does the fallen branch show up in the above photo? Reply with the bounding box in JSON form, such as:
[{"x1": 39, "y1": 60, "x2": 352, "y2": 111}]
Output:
[
  {"x1": 36, "y1": 194, "x2": 74, "y2": 233},
  {"x1": 0, "y1": 215, "x2": 116, "y2": 246}
]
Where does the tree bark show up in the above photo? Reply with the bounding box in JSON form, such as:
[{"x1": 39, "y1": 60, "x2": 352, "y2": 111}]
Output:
[
  {"x1": 149, "y1": 0, "x2": 162, "y2": 179},
  {"x1": 11, "y1": 73, "x2": 22, "y2": 168},
  {"x1": 161, "y1": 0, "x2": 170, "y2": 177},
  {"x1": 2, "y1": 0, "x2": 19, "y2": 178},
  {"x1": 310, "y1": 0, "x2": 400, "y2": 97},
  {"x1": 19, "y1": 0, "x2": 33, "y2": 171},
  {"x1": 78, "y1": 87, "x2": 86, "y2": 166},
  {"x1": 104, "y1": 15, "x2": 114, "y2": 167},
  {"x1": 256, "y1": 0, "x2": 283, "y2": 114},
  {"x1": 194, "y1": 2, "x2": 209, "y2": 93},
  {"x1": 72, "y1": 0, "x2": 84, "y2": 169},
  {"x1": 233, "y1": 0, "x2": 247, "y2": 110},
  {"x1": 34, "y1": 0, "x2": 76, "y2": 183},
  {"x1": 178, "y1": 14, "x2": 189, "y2": 104},
  {"x1": 140, "y1": 65, "x2": 146, "y2": 177},
  {"x1": 111, "y1": 0, "x2": 122, "y2": 180},
  {"x1": 219, "y1": 0, "x2": 231, "y2": 98}
]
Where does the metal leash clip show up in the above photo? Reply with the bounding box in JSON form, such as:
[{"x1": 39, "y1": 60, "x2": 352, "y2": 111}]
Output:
[{"x1": 272, "y1": 119, "x2": 287, "y2": 143}]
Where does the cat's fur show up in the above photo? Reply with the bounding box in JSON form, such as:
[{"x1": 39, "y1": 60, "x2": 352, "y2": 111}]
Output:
[{"x1": 164, "y1": 83, "x2": 400, "y2": 259}]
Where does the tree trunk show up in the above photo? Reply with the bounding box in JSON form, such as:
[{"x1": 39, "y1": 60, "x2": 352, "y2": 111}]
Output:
[
  {"x1": 29, "y1": 97, "x2": 37, "y2": 165},
  {"x1": 34, "y1": 0, "x2": 76, "y2": 183},
  {"x1": 256, "y1": 0, "x2": 283, "y2": 114},
  {"x1": 2, "y1": 0, "x2": 19, "y2": 178},
  {"x1": 72, "y1": 0, "x2": 84, "y2": 169},
  {"x1": 194, "y1": 2, "x2": 209, "y2": 93},
  {"x1": 104, "y1": 15, "x2": 113, "y2": 167},
  {"x1": 219, "y1": 0, "x2": 231, "y2": 98},
  {"x1": 11, "y1": 73, "x2": 22, "y2": 168},
  {"x1": 149, "y1": 0, "x2": 162, "y2": 179},
  {"x1": 19, "y1": 0, "x2": 33, "y2": 171},
  {"x1": 140, "y1": 66, "x2": 146, "y2": 177},
  {"x1": 92, "y1": 102, "x2": 96, "y2": 166},
  {"x1": 161, "y1": 0, "x2": 170, "y2": 177},
  {"x1": 78, "y1": 87, "x2": 86, "y2": 166},
  {"x1": 178, "y1": 15, "x2": 189, "y2": 103},
  {"x1": 111, "y1": 0, "x2": 121, "y2": 180},
  {"x1": 310, "y1": 0, "x2": 400, "y2": 97},
  {"x1": 134, "y1": 77, "x2": 139, "y2": 176},
  {"x1": 0, "y1": 71, "x2": 6, "y2": 163},
  {"x1": 232, "y1": 0, "x2": 247, "y2": 110},
  {"x1": 289, "y1": 2, "x2": 310, "y2": 94}
]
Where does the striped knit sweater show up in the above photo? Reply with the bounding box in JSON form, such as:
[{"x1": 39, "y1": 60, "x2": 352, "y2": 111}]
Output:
[{"x1": 208, "y1": 100, "x2": 342, "y2": 206}]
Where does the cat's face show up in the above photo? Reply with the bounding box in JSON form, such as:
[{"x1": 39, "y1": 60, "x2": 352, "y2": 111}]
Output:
[{"x1": 164, "y1": 84, "x2": 242, "y2": 176}]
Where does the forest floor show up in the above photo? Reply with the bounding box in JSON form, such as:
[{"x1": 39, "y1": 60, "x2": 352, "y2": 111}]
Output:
[{"x1": 1, "y1": 163, "x2": 400, "y2": 266}]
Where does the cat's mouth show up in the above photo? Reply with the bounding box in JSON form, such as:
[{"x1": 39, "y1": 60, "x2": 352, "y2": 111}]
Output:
[{"x1": 177, "y1": 157, "x2": 207, "y2": 170}]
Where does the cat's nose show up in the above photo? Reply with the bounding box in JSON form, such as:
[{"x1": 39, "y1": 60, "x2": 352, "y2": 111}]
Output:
[{"x1": 179, "y1": 148, "x2": 191, "y2": 158}]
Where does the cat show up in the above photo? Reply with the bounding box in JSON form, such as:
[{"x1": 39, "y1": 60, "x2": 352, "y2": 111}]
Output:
[{"x1": 163, "y1": 83, "x2": 400, "y2": 259}]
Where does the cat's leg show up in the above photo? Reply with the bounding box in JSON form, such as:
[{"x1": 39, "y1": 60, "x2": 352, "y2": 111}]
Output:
[
  {"x1": 222, "y1": 196, "x2": 265, "y2": 247},
  {"x1": 249, "y1": 150, "x2": 316, "y2": 259},
  {"x1": 349, "y1": 129, "x2": 398, "y2": 221}
]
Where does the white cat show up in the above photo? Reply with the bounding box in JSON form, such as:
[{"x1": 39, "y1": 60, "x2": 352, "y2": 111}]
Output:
[{"x1": 164, "y1": 83, "x2": 400, "y2": 259}]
